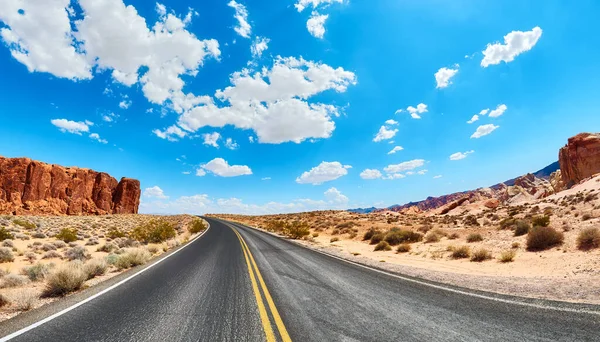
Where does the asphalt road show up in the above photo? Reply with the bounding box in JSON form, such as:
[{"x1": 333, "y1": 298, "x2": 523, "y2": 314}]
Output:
[{"x1": 2, "y1": 217, "x2": 599, "y2": 341}]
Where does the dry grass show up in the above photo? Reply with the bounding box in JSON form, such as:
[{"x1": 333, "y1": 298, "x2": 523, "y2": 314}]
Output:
[
  {"x1": 499, "y1": 250, "x2": 516, "y2": 263},
  {"x1": 450, "y1": 246, "x2": 470, "y2": 259},
  {"x1": 8, "y1": 290, "x2": 37, "y2": 311},
  {"x1": 42, "y1": 262, "x2": 87, "y2": 297},
  {"x1": 576, "y1": 227, "x2": 600, "y2": 251},
  {"x1": 470, "y1": 248, "x2": 492, "y2": 262},
  {"x1": 526, "y1": 226, "x2": 564, "y2": 251}
]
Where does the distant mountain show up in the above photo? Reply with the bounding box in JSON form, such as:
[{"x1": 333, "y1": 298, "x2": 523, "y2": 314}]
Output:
[
  {"x1": 502, "y1": 161, "x2": 559, "y2": 186},
  {"x1": 347, "y1": 207, "x2": 378, "y2": 214}
]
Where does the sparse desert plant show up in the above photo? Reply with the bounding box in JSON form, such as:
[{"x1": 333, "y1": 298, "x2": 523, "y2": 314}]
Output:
[
  {"x1": 107, "y1": 228, "x2": 126, "y2": 239},
  {"x1": 146, "y1": 245, "x2": 159, "y2": 254},
  {"x1": 396, "y1": 243, "x2": 411, "y2": 253},
  {"x1": 0, "y1": 294, "x2": 8, "y2": 308},
  {"x1": 42, "y1": 262, "x2": 87, "y2": 297},
  {"x1": 330, "y1": 237, "x2": 339, "y2": 243},
  {"x1": 576, "y1": 227, "x2": 600, "y2": 251},
  {"x1": 424, "y1": 232, "x2": 440, "y2": 243},
  {"x1": 115, "y1": 248, "x2": 151, "y2": 270},
  {"x1": 581, "y1": 213, "x2": 593, "y2": 221},
  {"x1": 105, "y1": 254, "x2": 119, "y2": 265},
  {"x1": 448, "y1": 233, "x2": 459, "y2": 240},
  {"x1": 499, "y1": 250, "x2": 516, "y2": 263},
  {"x1": 369, "y1": 233, "x2": 385, "y2": 245},
  {"x1": 2, "y1": 239, "x2": 13, "y2": 247},
  {"x1": 531, "y1": 215, "x2": 550, "y2": 228},
  {"x1": 84, "y1": 259, "x2": 108, "y2": 279},
  {"x1": 466, "y1": 233, "x2": 483, "y2": 243},
  {"x1": 463, "y1": 215, "x2": 480, "y2": 227},
  {"x1": 25, "y1": 252, "x2": 37, "y2": 263},
  {"x1": 374, "y1": 241, "x2": 392, "y2": 251},
  {"x1": 511, "y1": 242, "x2": 520, "y2": 249},
  {"x1": 286, "y1": 221, "x2": 311, "y2": 239},
  {"x1": 470, "y1": 248, "x2": 492, "y2": 262},
  {"x1": 188, "y1": 219, "x2": 207, "y2": 234},
  {"x1": 312, "y1": 233, "x2": 319, "y2": 238},
  {"x1": 52, "y1": 241, "x2": 67, "y2": 249},
  {"x1": 12, "y1": 219, "x2": 36, "y2": 230},
  {"x1": 55, "y1": 228, "x2": 78, "y2": 243},
  {"x1": 32, "y1": 231, "x2": 46, "y2": 239},
  {"x1": 0, "y1": 247, "x2": 14, "y2": 263},
  {"x1": 0, "y1": 227, "x2": 14, "y2": 241},
  {"x1": 42, "y1": 251, "x2": 62, "y2": 259},
  {"x1": 131, "y1": 219, "x2": 176, "y2": 244},
  {"x1": 22, "y1": 263, "x2": 51, "y2": 281},
  {"x1": 499, "y1": 218, "x2": 516, "y2": 230},
  {"x1": 9, "y1": 289, "x2": 37, "y2": 311},
  {"x1": 1, "y1": 273, "x2": 30, "y2": 288},
  {"x1": 450, "y1": 246, "x2": 470, "y2": 259},
  {"x1": 384, "y1": 229, "x2": 423, "y2": 245},
  {"x1": 41, "y1": 243, "x2": 56, "y2": 252},
  {"x1": 514, "y1": 220, "x2": 531, "y2": 237},
  {"x1": 65, "y1": 246, "x2": 90, "y2": 261},
  {"x1": 417, "y1": 224, "x2": 432, "y2": 233},
  {"x1": 85, "y1": 238, "x2": 99, "y2": 246},
  {"x1": 363, "y1": 228, "x2": 380, "y2": 241},
  {"x1": 526, "y1": 226, "x2": 564, "y2": 251}
]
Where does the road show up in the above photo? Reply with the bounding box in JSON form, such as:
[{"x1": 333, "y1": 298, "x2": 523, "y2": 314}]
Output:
[{"x1": 2, "y1": 217, "x2": 599, "y2": 341}]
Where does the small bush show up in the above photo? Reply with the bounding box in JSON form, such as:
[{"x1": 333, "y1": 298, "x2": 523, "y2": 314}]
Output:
[
  {"x1": 1, "y1": 274, "x2": 30, "y2": 288},
  {"x1": 499, "y1": 250, "x2": 516, "y2": 263},
  {"x1": 189, "y1": 219, "x2": 207, "y2": 234},
  {"x1": 22, "y1": 263, "x2": 51, "y2": 281},
  {"x1": 84, "y1": 259, "x2": 108, "y2": 280},
  {"x1": 330, "y1": 237, "x2": 339, "y2": 243},
  {"x1": 107, "y1": 228, "x2": 126, "y2": 239},
  {"x1": 32, "y1": 231, "x2": 46, "y2": 239},
  {"x1": 531, "y1": 215, "x2": 550, "y2": 228},
  {"x1": 448, "y1": 233, "x2": 459, "y2": 240},
  {"x1": 499, "y1": 218, "x2": 516, "y2": 230},
  {"x1": 363, "y1": 228, "x2": 380, "y2": 241},
  {"x1": 374, "y1": 241, "x2": 391, "y2": 251},
  {"x1": 42, "y1": 251, "x2": 62, "y2": 259},
  {"x1": 369, "y1": 233, "x2": 385, "y2": 245},
  {"x1": 424, "y1": 232, "x2": 440, "y2": 243},
  {"x1": 10, "y1": 290, "x2": 37, "y2": 311},
  {"x1": 0, "y1": 294, "x2": 8, "y2": 308},
  {"x1": 581, "y1": 213, "x2": 593, "y2": 221},
  {"x1": 52, "y1": 241, "x2": 67, "y2": 249},
  {"x1": 0, "y1": 227, "x2": 14, "y2": 241},
  {"x1": 526, "y1": 226, "x2": 564, "y2": 251},
  {"x1": 576, "y1": 227, "x2": 600, "y2": 251},
  {"x1": 286, "y1": 221, "x2": 311, "y2": 239},
  {"x1": 466, "y1": 233, "x2": 483, "y2": 243},
  {"x1": 115, "y1": 248, "x2": 151, "y2": 270},
  {"x1": 131, "y1": 220, "x2": 176, "y2": 244},
  {"x1": 511, "y1": 242, "x2": 520, "y2": 249},
  {"x1": 0, "y1": 247, "x2": 14, "y2": 263},
  {"x1": 312, "y1": 233, "x2": 319, "y2": 238},
  {"x1": 13, "y1": 219, "x2": 36, "y2": 230},
  {"x1": 42, "y1": 263, "x2": 87, "y2": 297},
  {"x1": 396, "y1": 243, "x2": 411, "y2": 253},
  {"x1": 451, "y1": 246, "x2": 470, "y2": 259},
  {"x1": 65, "y1": 246, "x2": 90, "y2": 261},
  {"x1": 55, "y1": 228, "x2": 78, "y2": 243},
  {"x1": 470, "y1": 248, "x2": 492, "y2": 262},
  {"x1": 146, "y1": 245, "x2": 159, "y2": 254},
  {"x1": 514, "y1": 221, "x2": 530, "y2": 237},
  {"x1": 384, "y1": 229, "x2": 423, "y2": 245},
  {"x1": 2, "y1": 239, "x2": 13, "y2": 247}
]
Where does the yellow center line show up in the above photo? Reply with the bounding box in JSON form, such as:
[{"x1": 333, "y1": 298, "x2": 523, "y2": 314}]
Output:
[{"x1": 232, "y1": 227, "x2": 276, "y2": 342}]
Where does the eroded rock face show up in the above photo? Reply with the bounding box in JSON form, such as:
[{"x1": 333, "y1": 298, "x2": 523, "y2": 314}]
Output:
[
  {"x1": 0, "y1": 156, "x2": 140, "y2": 215},
  {"x1": 559, "y1": 133, "x2": 600, "y2": 188}
]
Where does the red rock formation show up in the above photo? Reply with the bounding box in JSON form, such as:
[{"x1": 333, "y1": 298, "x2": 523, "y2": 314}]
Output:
[
  {"x1": 559, "y1": 133, "x2": 600, "y2": 188},
  {"x1": 0, "y1": 156, "x2": 140, "y2": 215}
]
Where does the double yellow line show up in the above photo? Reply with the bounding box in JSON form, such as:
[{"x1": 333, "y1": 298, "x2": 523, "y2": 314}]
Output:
[{"x1": 230, "y1": 225, "x2": 292, "y2": 342}]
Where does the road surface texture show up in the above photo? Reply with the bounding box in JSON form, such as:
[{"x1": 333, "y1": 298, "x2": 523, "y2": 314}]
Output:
[{"x1": 1, "y1": 217, "x2": 598, "y2": 341}]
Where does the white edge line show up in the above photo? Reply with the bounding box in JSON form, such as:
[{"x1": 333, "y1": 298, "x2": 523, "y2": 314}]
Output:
[
  {"x1": 231, "y1": 221, "x2": 600, "y2": 316},
  {"x1": 0, "y1": 220, "x2": 212, "y2": 341}
]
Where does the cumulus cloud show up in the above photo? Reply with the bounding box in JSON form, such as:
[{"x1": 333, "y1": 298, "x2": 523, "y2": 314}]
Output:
[
  {"x1": 51, "y1": 119, "x2": 90, "y2": 135},
  {"x1": 373, "y1": 126, "x2": 398, "y2": 142},
  {"x1": 153, "y1": 125, "x2": 187, "y2": 142},
  {"x1": 400, "y1": 103, "x2": 428, "y2": 119},
  {"x1": 360, "y1": 169, "x2": 382, "y2": 180},
  {"x1": 435, "y1": 66, "x2": 458, "y2": 88},
  {"x1": 119, "y1": 99, "x2": 132, "y2": 109},
  {"x1": 225, "y1": 138, "x2": 239, "y2": 150},
  {"x1": 449, "y1": 150, "x2": 474, "y2": 161},
  {"x1": 384, "y1": 159, "x2": 425, "y2": 174},
  {"x1": 195, "y1": 168, "x2": 206, "y2": 177},
  {"x1": 261, "y1": 177, "x2": 271, "y2": 181},
  {"x1": 479, "y1": 108, "x2": 490, "y2": 115},
  {"x1": 295, "y1": 0, "x2": 344, "y2": 12},
  {"x1": 324, "y1": 187, "x2": 348, "y2": 204},
  {"x1": 89, "y1": 133, "x2": 108, "y2": 144},
  {"x1": 202, "y1": 132, "x2": 221, "y2": 148},
  {"x1": 387, "y1": 146, "x2": 404, "y2": 155},
  {"x1": 251, "y1": 36, "x2": 269, "y2": 57},
  {"x1": 102, "y1": 112, "x2": 118, "y2": 123},
  {"x1": 296, "y1": 161, "x2": 351, "y2": 185},
  {"x1": 433, "y1": 175, "x2": 442, "y2": 179},
  {"x1": 228, "y1": 0, "x2": 251, "y2": 38},
  {"x1": 471, "y1": 124, "x2": 499, "y2": 139},
  {"x1": 384, "y1": 119, "x2": 398, "y2": 125},
  {"x1": 481, "y1": 27, "x2": 542, "y2": 67},
  {"x1": 488, "y1": 104, "x2": 507, "y2": 118},
  {"x1": 143, "y1": 186, "x2": 168, "y2": 199},
  {"x1": 200, "y1": 158, "x2": 252, "y2": 177},
  {"x1": 467, "y1": 115, "x2": 479, "y2": 124},
  {"x1": 306, "y1": 12, "x2": 328, "y2": 39}
]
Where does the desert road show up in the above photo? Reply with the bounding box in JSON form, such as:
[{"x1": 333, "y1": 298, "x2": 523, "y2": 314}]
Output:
[{"x1": 1, "y1": 217, "x2": 599, "y2": 341}]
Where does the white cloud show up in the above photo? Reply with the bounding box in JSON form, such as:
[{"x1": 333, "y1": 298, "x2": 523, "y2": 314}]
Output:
[
  {"x1": 295, "y1": 0, "x2": 344, "y2": 12},
  {"x1": 228, "y1": 0, "x2": 251, "y2": 38},
  {"x1": 467, "y1": 114, "x2": 479, "y2": 124},
  {"x1": 387, "y1": 146, "x2": 404, "y2": 154},
  {"x1": 383, "y1": 173, "x2": 406, "y2": 180},
  {"x1": 471, "y1": 124, "x2": 499, "y2": 139},
  {"x1": 251, "y1": 36, "x2": 269, "y2": 57},
  {"x1": 384, "y1": 159, "x2": 425, "y2": 173},
  {"x1": 89, "y1": 133, "x2": 108, "y2": 144},
  {"x1": 433, "y1": 175, "x2": 442, "y2": 179},
  {"x1": 360, "y1": 169, "x2": 382, "y2": 180},
  {"x1": 488, "y1": 104, "x2": 507, "y2": 118},
  {"x1": 405, "y1": 103, "x2": 428, "y2": 119},
  {"x1": 324, "y1": 187, "x2": 348, "y2": 204},
  {"x1": 449, "y1": 150, "x2": 474, "y2": 161},
  {"x1": 51, "y1": 118, "x2": 90, "y2": 135},
  {"x1": 153, "y1": 125, "x2": 187, "y2": 142},
  {"x1": 384, "y1": 119, "x2": 398, "y2": 125},
  {"x1": 143, "y1": 186, "x2": 168, "y2": 199},
  {"x1": 248, "y1": 136, "x2": 254, "y2": 143},
  {"x1": 201, "y1": 158, "x2": 252, "y2": 177},
  {"x1": 261, "y1": 177, "x2": 271, "y2": 181},
  {"x1": 417, "y1": 169, "x2": 428, "y2": 175},
  {"x1": 195, "y1": 168, "x2": 206, "y2": 177},
  {"x1": 119, "y1": 100, "x2": 132, "y2": 109},
  {"x1": 479, "y1": 108, "x2": 490, "y2": 115},
  {"x1": 225, "y1": 138, "x2": 239, "y2": 150},
  {"x1": 306, "y1": 12, "x2": 328, "y2": 39},
  {"x1": 373, "y1": 126, "x2": 398, "y2": 142},
  {"x1": 102, "y1": 112, "x2": 118, "y2": 123},
  {"x1": 435, "y1": 66, "x2": 458, "y2": 88},
  {"x1": 481, "y1": 27, "x2": 542, "y2": 67},
  {"x1": 202, "y1": 132, "x2": 221, "y2": 148},
  {"x1": 174, "y1": 56, "x2": 356, "y2": 144},
  {"x1": 296, "y1": 161, "x2": 351, "y2": 185}
]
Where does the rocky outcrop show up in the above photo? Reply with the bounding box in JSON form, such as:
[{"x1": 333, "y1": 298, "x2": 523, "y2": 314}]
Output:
[
  {"x1": 559, "y1": 133, "x2": 600, "y2": 188},
  {"x1": 0, "y1": 156, "x2": 140, "y2": 215}
]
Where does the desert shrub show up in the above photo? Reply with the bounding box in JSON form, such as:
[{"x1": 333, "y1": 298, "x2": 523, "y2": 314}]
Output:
[
  {"x1": 286, "y1": 221, "x2": 311, "y2": 239},
  {"x1": 85, "y1": 238, "x2": 99, "y2": 246},
  {"x1": 146, "y1": 245, "x2": 159, "y2": 254},
  {"x1": 40, "y1": 244, "x2": 56, "y2": 253},
  {"x1": 42, "y1": 263, "x2": 87, "y2": 297},
  {"x1": 417, "y1": 224, "x2": 432, "y2": 233},
  {"x1": 13, "y1": 219, "x2": 36, "y2": 230},
  {"x1": 189, "y1": 219, "x2": 207, "y2": 234},
  {"x1": 576, "y1": 227, "x2": 600, "y2": 251},
  {"x1": 526, "y1": 226, "x2": 564, "y2": 251},
  {"x1": 32, "y1": 231, "x2": 46, "y2": 239},
  {"x1": 450, "y1": 246, "x2": 470, "y2": 259},
  {"x1": 463, "y1": 215, "x2": 480, "y2": 227},
  {"x1": 52, "y1": 241, "x2": 67, "y2": 249},
  {"x1": 115, "y1": 248, "x2": 151, "y2": 270},
  {"x1": 384, "y1": 229, "x2": 423, "y2": 245},
  {"x1": 0, "y1": 294, "x2": 8, "y2": 308},
  {"x1": 363, "y1": 228, "x2": 380, "y2": 241},
  {"x1": 514, "y1": 220, "x2": 531, "y2": 237},
  {"x1": 330, "y1": 237, "x2": 339, "y2": 243},
  {"x1": 1, "y1": 274, "x2": 30, "y2": 288},
  {"x1": 65, "y1": 246, "x2": 91, "y2": 261},
  {"x1": 105, "y1": 254, "x2": 119, "y2": 265},
  {"x1": 312, "y1": 232, "x2": 319, "y2": 238},
  {"x1": 470, "y1": 248, "x2": 492, "y2": 262},
  {"x1": 0, "y1": 227, "x2": 14, "y2": 241},
  {"x1": 448, "y1": 233, "x2": 459, "y2": 240},
  {"x1": 84, "y1": 259, "x2": 108, "y2": 280},
  {"x1": 369, "y1": 233, "x2": 385, "y2": 245},
  {"x1": 331, "y1": 229, "x2": 340, "y2": 235},
  {"x1": 531, "y1": 215, "x2": 550, "y2": 227},
  {"x1": 22, "y1": 263, "x2": 51, "y2": 281},
  {"x1": 499, "y1": 250, "x2": 516, "y2": 263},
  {"x1": 0, "y1": 247, "x2": 14, "y2": 263},
  {"x1": 2, "y1": 239, "x2": 13, "y2": 247},
  {"x1": 25, "y1": 252, "x2": 37, "y2": 263},
  {"x1": 396, "y1": 243, "x2": 411, "y2": 253},
  {"x1": 499, "y1": 218, "x2": 516, "y2": 230},
  {"x1": 424, "y1": 232, "x2": 440, "y2": 243},
  {"x1": 107, "y1": 228, "x2": 126, "y2": 239},
  {"x1": 42, "y1": 251, "x2": 62, "y2": 259},
  {"x1": 9, "y1": 290, "x2": 37, "y2": 311},
  {"x1": 581, "y1": 213, "x2": 593, "y2": 221},
  {"x1": 466, "y1": 233, "x2": 483, "y2": 243},
  {"x1": 511, "y1": 242, "x2": 520, "y2": 249},
  {"x1": 55, "y1": 228, "x2": 78, "y2": 243},
  {"x1": 374, "y1": 241, "x2": 391, "y2": 251},
  {"x1": 131, "y1": 219, "x2": 176, "y2": 244}
]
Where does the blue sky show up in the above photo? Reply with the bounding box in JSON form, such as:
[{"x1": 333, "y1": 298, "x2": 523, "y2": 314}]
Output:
[{"x1": 1, "y1": 0, "x2": 599, "y2": 214}]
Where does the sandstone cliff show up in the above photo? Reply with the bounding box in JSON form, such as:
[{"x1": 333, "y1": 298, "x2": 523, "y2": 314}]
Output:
[
  {"x1": 0, "y1": 156, "x2": 140, "y2": 215},
  {"x1": 559, "y1": 132, "x2": 600, "y2": 188}
]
